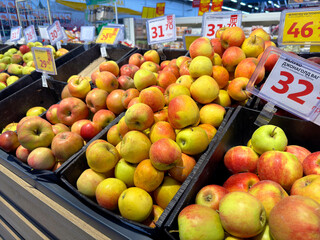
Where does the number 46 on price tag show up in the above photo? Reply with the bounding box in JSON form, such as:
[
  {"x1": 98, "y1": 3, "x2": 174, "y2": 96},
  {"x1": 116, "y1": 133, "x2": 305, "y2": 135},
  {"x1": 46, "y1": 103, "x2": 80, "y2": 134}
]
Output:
[
  {"x1": 247, "y1": 46, "x2": 320, "y2": 126},
  {"x1": 146, "y1": 15, "x2": 177, "y2": 45}
]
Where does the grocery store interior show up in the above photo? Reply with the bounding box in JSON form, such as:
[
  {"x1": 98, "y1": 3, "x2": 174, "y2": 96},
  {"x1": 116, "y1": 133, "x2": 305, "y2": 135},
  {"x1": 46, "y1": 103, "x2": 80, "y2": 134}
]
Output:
[{"x1": 0, "y1": 0, "x2": 320, "y2": 240}]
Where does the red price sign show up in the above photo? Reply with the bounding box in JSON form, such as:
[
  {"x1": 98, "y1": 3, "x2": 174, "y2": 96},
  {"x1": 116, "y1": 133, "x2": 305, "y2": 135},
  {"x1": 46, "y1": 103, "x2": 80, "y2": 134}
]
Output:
[
  {"x1": 47, "y1": 21, "x2": 63, "y2": 45},
  {"x1": 10, "y1": 26, "x2": 22, "y2": 42},
  {"x1": 23, "y1": 25, "x2": 37, "y2": 43},
  {"x1": 147, "y1": 15, "x2": 176, "y2": 45},
  {"x1": 202, "y1": 12, "x2": 242, "y2": 38}
]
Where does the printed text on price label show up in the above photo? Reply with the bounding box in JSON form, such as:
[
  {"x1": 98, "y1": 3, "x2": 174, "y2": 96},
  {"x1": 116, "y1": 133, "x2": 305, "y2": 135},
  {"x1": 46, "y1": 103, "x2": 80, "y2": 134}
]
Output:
[
  {"x1": 96, "y1": 27, "x2": 119, "y2": 44},
  {"x1": 203, "y1": 13, "x2": 240, "y2": 38},
  {"x1": 32, "y1": 47, "x2": 56, "y2": 75},
  {"x1": 147, "y1": 15, "x2": 176, "y2": 45}
]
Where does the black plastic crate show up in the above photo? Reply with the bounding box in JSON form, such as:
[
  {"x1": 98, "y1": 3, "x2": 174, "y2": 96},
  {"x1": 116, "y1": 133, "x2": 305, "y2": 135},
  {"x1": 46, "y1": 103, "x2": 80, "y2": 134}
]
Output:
[
  {"x1": 58, "y1": 107, "x2": 233, "y2": 239},
  {"x1": 163, "y1": 106, "x2": 320, "y2": 239}
]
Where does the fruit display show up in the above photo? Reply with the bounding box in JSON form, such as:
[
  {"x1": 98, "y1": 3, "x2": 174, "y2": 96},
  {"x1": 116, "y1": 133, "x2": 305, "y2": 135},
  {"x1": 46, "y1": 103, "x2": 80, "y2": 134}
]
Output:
[{"x1": 163, "y1": 106, "x2": 320, "y2": 240}]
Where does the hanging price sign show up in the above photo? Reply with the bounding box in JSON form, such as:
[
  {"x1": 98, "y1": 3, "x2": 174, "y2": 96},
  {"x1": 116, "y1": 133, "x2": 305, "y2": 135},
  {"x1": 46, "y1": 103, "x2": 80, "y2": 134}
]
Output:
[
  {"x1": 96, "y1": 27, "x2": 120, "y2": 44},
  {"x1": 10, "y1": 26, "x2": 22, "y2": 42},
  {"x1": 278, "y1": 8, "x2": 320, "y2": 45},
  {"x1": 247, "y1": 47, "x2": 320, "y2": 126},
  {"x1": 80, "y1": 26, "x2": 95, "y2": 42},
  {"x1": 47, "y1": 20, "x2": 64, "y2": 46},
  {"x1": 146, "y1": 15, "x2": 176, "y2": 45},
  {"x1": 23, "y1": 25, "x2": 37, "y2": 43},
  {"x1": 32, "y1": 47, "x2": 57, "y2": 75},
  {"x1": 202, "y1": 11, "x2": 242, "y2": 38}
]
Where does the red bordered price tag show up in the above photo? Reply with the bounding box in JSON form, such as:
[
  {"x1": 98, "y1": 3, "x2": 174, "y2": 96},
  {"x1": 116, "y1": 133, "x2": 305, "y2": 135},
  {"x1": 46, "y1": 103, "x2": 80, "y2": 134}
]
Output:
[
  {"x1": 47, "y1": 20, "x2": 63, "y2": 46},
  {"x1": 247, "y1": 47, "x2": 320, "y2": 126},
  {"x1": 23, "y1": 25, "x2": 37, "y2": 43},
  {"x1": 32, "y1": 47, "x2": 57, "y2": 75},
  {"x1": 10, "y1": 26, "x2": 22, "y2": 42},
  {"x1": 202, "y1": 11, "x2": 242, "y2": 38},
  {"x1": 146, "y1": 15, "x2": 177, "y2": 45}
]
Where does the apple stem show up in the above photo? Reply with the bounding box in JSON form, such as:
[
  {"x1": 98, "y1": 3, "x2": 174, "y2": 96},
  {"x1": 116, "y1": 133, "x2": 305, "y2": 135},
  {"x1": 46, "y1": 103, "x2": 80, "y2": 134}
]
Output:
[
  {"x1": 271, "y1": 126, "x2": 277, "y2": 138},
  {"x1": 169, "y1": 230, "x2": 179, "y2": 233}
]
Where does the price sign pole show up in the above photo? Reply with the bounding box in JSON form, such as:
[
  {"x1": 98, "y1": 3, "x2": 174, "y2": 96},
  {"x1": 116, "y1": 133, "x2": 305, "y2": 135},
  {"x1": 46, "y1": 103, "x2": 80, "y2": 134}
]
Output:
[
  {"x1": 31, "y1": 47, "x2": 57, "y2": 88},
  {"x1": 10, "y1": 26, "x2": 22, "y2": 45},
  {"x1": 96, "y1": 26, "x2": 121, "y2": 58},
  {"x1": 80, "y1": 26, "x2": 95, "y2": 50},
  {"x1": 278, "y1": 8, "x2": 320, "y2": 46},
  {"x1": 247, "y1": 46, "x2": 320, "y2": 126},
  {"x1": 23, "y1": 25, "x2": 37, "y2": 43},
  {"x1": 47, "y1": 21, "x2": 64, "y2": 50},
  {"x1": 202, "y1": 11, "x2": 242, "y2": 38}
]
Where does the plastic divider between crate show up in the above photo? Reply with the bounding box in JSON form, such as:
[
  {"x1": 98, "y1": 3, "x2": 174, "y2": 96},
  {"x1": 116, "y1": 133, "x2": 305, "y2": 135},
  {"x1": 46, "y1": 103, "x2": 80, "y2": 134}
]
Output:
[
  {"x1": 163, "y1": 106, "x2": 320, "y2": 239},
  {"x1": 58, "y1": 107, "x2": 233, "y2": 239}
]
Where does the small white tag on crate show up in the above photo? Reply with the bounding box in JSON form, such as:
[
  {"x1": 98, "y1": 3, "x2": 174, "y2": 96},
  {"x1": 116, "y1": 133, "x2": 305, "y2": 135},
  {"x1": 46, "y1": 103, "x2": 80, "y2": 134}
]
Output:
[
  {"x1": 56, "y1": 41, "x2": 62, "y2": 50},
  {"x1": 42, "y1": 74, "x2": 48, "y2": 88},
  {"x1": 100, "y1": 46, "x2": 107, "y2": 58}
]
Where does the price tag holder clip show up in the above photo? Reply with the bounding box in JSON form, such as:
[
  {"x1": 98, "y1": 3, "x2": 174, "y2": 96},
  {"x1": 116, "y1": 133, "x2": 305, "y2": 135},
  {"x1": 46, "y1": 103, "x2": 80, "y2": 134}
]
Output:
[
  {"x1": 100, "y1": 44, "x2": 109, "y2": 58},
  {"x1": 41, "y1": 73, "x2": 49, "y2": 88},
  {"x1": 254, "y1": 102, "x2": 277, "y2": 126}
]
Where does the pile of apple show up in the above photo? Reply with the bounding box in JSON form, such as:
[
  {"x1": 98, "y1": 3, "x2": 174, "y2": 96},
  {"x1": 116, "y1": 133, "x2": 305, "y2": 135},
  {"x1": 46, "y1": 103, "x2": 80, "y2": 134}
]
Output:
[{"x1": 177, "y1": 124, "x2": 320, "y2": 240}]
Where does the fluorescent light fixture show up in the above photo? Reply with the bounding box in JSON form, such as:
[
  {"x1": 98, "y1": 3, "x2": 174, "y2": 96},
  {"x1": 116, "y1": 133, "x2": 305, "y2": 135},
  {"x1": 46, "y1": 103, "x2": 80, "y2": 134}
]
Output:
[
  {"x1": 242, "y1": 11, "x2": 250, "y2": 14},
  {"x1": 268, "y1": 0, "x2": 272, "y2": 3},
  {"x1": 231, "y1": 0, "x2": 238, "y2": 2},
  {"x1": 240, "y1": 2, "x2": 246, "y2": 5},
  {"x1": 274, "y1": 3, "x2": 280, "y2": 7},
  {"x1": 221, "y1": 6, "x2": 237, "y2": 11},
  {"x1": 254, "y1": 7, "x2": 259, "y2": 10},
  {"x1": 248, "y1": 4, "x2": 253, "y2": 7}
]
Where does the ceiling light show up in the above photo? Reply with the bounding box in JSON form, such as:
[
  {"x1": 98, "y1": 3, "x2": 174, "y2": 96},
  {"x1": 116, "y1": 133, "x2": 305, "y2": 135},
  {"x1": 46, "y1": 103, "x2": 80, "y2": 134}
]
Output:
[
  {"x1": 248, "y1": 4, "x2": 253, "y2": 7},
  {"x1": 265, "y1": 10, "x2": 270, "y2": 12},
  {"x1": 274, "y1": 3, "x2": 280, "y2": 7},
  {"x1": 231, "y1": 0, "x2": 238, "y2": 2},
  {"x1": 268, "y1": 0, "x2": 272, "y2": 3},
  {"x1": 254, "y1": 7, "x2": 259, "y2": 10},
  {"x1": 240, "y1": 2, "x2": 246, "y2": 6},
  {"x1": 221, "y1": 6, "x2": 237, "y2": 11}
]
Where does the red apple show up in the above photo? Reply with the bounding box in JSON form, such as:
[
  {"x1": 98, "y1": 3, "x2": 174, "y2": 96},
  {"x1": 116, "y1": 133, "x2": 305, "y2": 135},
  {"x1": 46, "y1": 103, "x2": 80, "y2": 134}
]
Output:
[
  {"x1": 92, "y1": 109, "x2": 116, "y2": 129},
  {"x1": 179, "y1": 59, "x2": 191, "y2": 76},
  {"x1": 91, "y1": 70, "x2": 100, "y2": 85},
  {"x1": 46, "y1": 104, "x2": 60, "y2": 124},
  {"x1": 227, "y1": 77, "x2": 251, "y2": 102},
  {"x1": 0, "y1": 131, "x2": 20, "y2": 152},
  {"x1": 95, "y1": 71, "x2": 119, "y2": 93},
  {"x1": 223, "y1": 172, "x2": 260, "y2": 192},
  {"x1": 286, "y1": 145, "x2": 311, "y2": 164},
  {"x1": 117, "y1": 75, "x2": 135, "y2": 90},
  {"x1": 15, "y1": 145, "x2": 31, "y2": 163},
  {"x1": 124, "y1": 103, "x2": 154, "y2": 131},
  {"x1": 80, "y1": 121, "x2": 102, "y2": 142},
  {"x1": 302, "y1": 151, "x2": 320, "y2": 175},
  {"x1": 122, "y1": 88, "x2": 140, "y2": 109},
  {"x1": 99, "y1": 60, "x2": 119, "y2": 76},
  {"x1": 71, "y1": 119, "x2": 91, "y2": 136},
  {"x1": 85, "y1": 88, "x2": 108, "y2": 113},
  {"x1": 195, "y1": 184, "x2": 229, "y2": 210},
  {"x1": 189, "y1": 37, "x2": 215, "y2": 59},
  {"x1": 57, "y1": 97, "x2": 89, "y2": 126},
  {"x1": 139, "y1": 86, "x2": 165, "y2": 113},
  {"x1": 120, "y1": 64, "x2": 139, "y2": 78},
  {"x1": 128, "y1": 53, "x2": 145, "y2": 67},
  {"x1": 222, "y1": 46, "x2": 246, "y2": 72},
  {"x1": 234, "y1": 57, "x2": 265, "y2": 85},
  {"x1": 52, "y1": 123, "x2": 70, "y2": 135},
  {"x1": 19, "y1": 45, "x2": 30, "y2": 54},
  {"x1": 157, "y1": 71, "x2": 177, "y2": 89},
  {"x1": 106, "y1": 89, "x2": 126, "y2": 115},
  {"x1": 160, "y1": 60, "x2": 170, "y2": 70},
  {"x1": 210, "y1": 38, "x2": 224, "y2": 57},
  {"x1": 220, "y1": 26, "x2": 245, "y2": 49}
]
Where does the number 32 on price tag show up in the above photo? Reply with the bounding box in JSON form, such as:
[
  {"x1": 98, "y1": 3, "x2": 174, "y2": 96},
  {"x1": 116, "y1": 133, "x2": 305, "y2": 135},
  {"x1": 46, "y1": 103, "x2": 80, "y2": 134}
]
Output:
[
  {"x1": 32, "y1": 47, "x2": 57, "y2": 75},
  {"x1": 146, "y1": 15, "x2": 177, "y2": 45}
]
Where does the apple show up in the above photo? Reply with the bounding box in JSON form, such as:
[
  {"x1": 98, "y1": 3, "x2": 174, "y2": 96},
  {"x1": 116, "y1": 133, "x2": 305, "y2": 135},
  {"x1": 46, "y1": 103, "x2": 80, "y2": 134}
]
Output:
[
  {"x1": 133, "y1": 159, "x2": 164, "y2": 192},
  {"x1": 176, "y1": 126, "x2": 209, "y2": 155},
  {"x1": 251, "y1": 125, "x2": 288, "y2": 155},
  {"x1": 139, "y1": 86, "x2": 165, "y2": 113},
  {"x1": 27, "y1": 147, "x2": 56, "y2": 170},
  {"x1": 302, "y1": 151, "x2": 320, "y2": 175},
  {"x1": 199, "y1": 103, "x2": 226, "y2": 128},
  {"x1": 106, "y1": 124, "x2": 122, "y2": 146},
  {"x1": 2, "y1": 123, "x2": 18, "y2": 133},
  {"x1": 57, "y1": 97, "x2": 89, "y2": 126},
  {"x1": 0, "y1": 63, "x2": 8, "y2": 72},
  {"x1": 22, "y1": 52, "x2": 33, "y2": 63},
  {"x1": 17, "y1": 117, "x2": 54, "y2": 151},
  {"x1": 224, "y1": 146, "x2": 259, "y2": 174},
  {"x1": 140, "y1": 61, "x2": 160, "y2": 73},
  {"x1": 249, "y1": 180, "x2": 288, "y2": 219},
  {"x1": 189, "y1": 56, "x2": 213, "y2": 78},
  {"x1": 219, "y1": 191, "x2": 266, "y2": 238},
  {"x1": 96, "y1": 178, "x2": 127, "y2": 210},
  {"x1": 142, "y1": 204, "x2": 164, "y2": 228},
  {"x1": 95, "y1": 71, "x2": 118, "y2": 93},
  {"x1": 227, "y1": 77, "x2": 250, "y2": 102},
  {"x1": 210, "y1": 38, "x2": 224, "y2": 56},
  {"x1": 133, "y1": 69, "x2": 157, "y2": 91},
  {"x1": 114, "y1": 158, "x2": 137, "y2": 187},
  {"x1": 80, "y1": 121, "x2": 101, "y2": 142},
  {"x1": 11, "y1": 54, "x2": 23, "y2": 64},
  {"x1": 52, "y1": 123, "x2": 70, "y2": 135},
  {"x1": 99, "y1": 60, "x2": 119, "y2": 76},
  {"x1": 223, "y1": 172, "x2": 260, "y2": 192},
  {"x1": 252, "y1": 224, "x2": 273, "y2": 240},
  {"x1": 157, "y1": 70, "x2": 177, "y2": 89},
  {"x1": 220, "y1": 26, "x2": 246, "y2": 49},
  {"x1": 19, "y1": 45, "x2": 30, "y2": 54},
  {"x1": 0, "y1": 82, "x2": 6, "y2": 90},
  {"x1": 71, "y1": 119, "x2": 91, "y2": 136},
  {"x1": 15, "y1": 145, "x2": 31, "y2": 163},
  {"x1": 117, "y1": 75, "x2": 135, "y2": 90},
  {"x1": 67, "y1": 76, "x2": 91, "y2": 99},
  {"x1": 92, "y1": 109, "x2": 115, "y2": 129},
  {"x1": 120, "y1": 64, "x2": 139, "y2": 78},
  {"x1": 21, "y1": 66, "x2": 35, "y2": 75},
  {"x1": 0, "y1": 72, "x2": 10, "y2": 83},
  {"x1": 241, "y1": 35, "x2": 265, "y2": 58},
  {"x1": 168, "y1": 95, "x2": 200, "y2": 129},
  {"x1": 128, "y1": 53, "x2": 145, "y2": 67},
  {"x1": 258, "y1": 51, "x2": 280, "y2": 72},
  {"x1": 121, "y1": 88, "x2": 140, "y2": 109},
  {"x1": 143, "y1": 49, "x2": 160, "y2": 64},
  {"x1": 190, "y1": 75, "x2": 219, "y2": 104},
  {"x1": 176, "y1": 56, "x2": 191, "y2": 68},
  {"x1": 250, "y1": 28, "x2": 271, "y2": 41},
  {"x1": 198, "y1": 123, "x2": 217, "y2": 142},
  {"x1": 86, "y1": 139, "x2": 120, "y2": 173},
  {"x1": 153, "y1": 176, "x2": 181, "y2": 209},
  {"x1": 7, "y1": 63, "x2": 23, "y2": 75},
  {"x1": 269, "y1": 195, "x2": 320, "y2": 240},
  {"x1": 149, "y1": 121, "x2": 175, "y2": 143},
  {"x1": 211, "y1": 65, "x2": 229, "y2": 89},
  {"x1": 285, "y1": 145, "x2": 311, "y2": 164},
  {"x1": 51, "y1": 131, "x2": 84, "y2": 162},
  {"x1": 164, "y1": 83, "x2": 191, "y2": 105},
  {"x1": 213, "y1": 89, "x2": 232, "y2": 107},
  {"x1": 26, "y1": 106, "x2": 46, "y2": 117},
  {"x1": 179, "y1": 59, "x2": 191, "y2": 76},
  {"x1": 178, "y1": 204, "x2": 225, "y2": 240},
  {"x1": 189, "y1": 37, "x2": 215, "y2": 59},
  {"x1": 76, "y1": 168, "x2": 107, "y2": 197},
  {"x1": 195, "y1": 185, "x2": 229, "y2": 211},
  {"x1": 106, "y1": 89, "x2": 125, "y2": 115},
  {"x1": 85, "y1": 88, "x2": 108, "y2": 113},
  {"x1": 120, "y1": 130, "x2": 151, "y2": 164},
  {"x1": 0, "y1": 131, "x2": 20, "y2": 152},
  {"x1": 154, "y1": 107, "x2": 168, "y2": 123},
  {"x1": 222, "y1": 46, "x2": 246, "y2": 72},
  {"x1": 61, "y1": 85, "x2": 73, "y2": 99},
  {"x1": 291, "y1": 174, "x2": 320, "y2": 204},
  {"x1": 117, "y1": 116, "x2": 129, "y2": 138},
  {"x1": 1, "y1": 57, "x2": 11, "y2": 64},
  {"x1": 307, "y1": 56, "x2": 320, "y2": 65},
  {"x1": 257, "y1": 151, "x2": 303, "y2": 191},
  {"x1": 175, "y1": 75, "x2": 194, "y2": 90},
  {"x1": 234, "y1": 58, "x2": 265, "y2": 85},
  {"x1": 124, "y1": 103, "x2": 154, "y2": 131},
  {"x1": 118, "y1": 187, "x2": 153, "y2": 222}
]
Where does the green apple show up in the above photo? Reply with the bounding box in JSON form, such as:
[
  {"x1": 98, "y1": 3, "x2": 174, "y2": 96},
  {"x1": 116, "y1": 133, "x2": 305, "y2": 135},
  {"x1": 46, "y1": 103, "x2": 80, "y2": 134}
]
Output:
[
  {"x1": 252, "y1": 224, "x2": 274, "y2": 240},
  {"x1": 1, "y1": 56, "x2": 11, "y2": 64},
  {"x1": 0, "y1": 63, "x2": 7, "y2": 71},
  {"x1": 7, "y1": 48, "x2": 18, "y2": 54},
  {"x1": 22, "y1": 52, "x2": 34, "y2": 63},
  {"x1": 0, "y1": 54, "x2": 4, "y2": 59},
  {"x1": 6, "y1": 76, "x2": 19, "y2": 86},
  {"x1": 178, "y1": 204, "x2": 224, "y2": 240},
  {"x1": 0, "y1": 82, "x2": 6, "y2": 91},
  {"x1": 3, "y1": 52, "x2": 13, "y2": 58},
  {"x1": 251, "y1": 125, "x2": 288, "y2": 155},
  {"x1": 34, "y1": 42, "x2": 43, "y2": 47},
  {"x1": 114, "y1": 158, "x2": 137, "y2": 187},
  {"x1": 16, "y1": 51, "x2": 23, "y2": 57},
  {"x1": 22, "y1": 66, "x2": 35, "y2": 75},
  {"x1": 176, "y1": 126, "x2": 209, "y2": 155},
  {"x1": 7, "y1": 64, "x2": 23, "y2": 75},
  {"x1": 27, "y1": 42, "x2": 35, "y2": 48}
]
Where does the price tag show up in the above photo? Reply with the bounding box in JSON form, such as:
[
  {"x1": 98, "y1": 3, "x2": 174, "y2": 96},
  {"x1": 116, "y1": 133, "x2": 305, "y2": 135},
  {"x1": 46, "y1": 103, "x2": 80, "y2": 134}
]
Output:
[
  {"x1": 80, "y1": 26, "x2": 95, "y2": 42},
  {"x1": 10, "y1": 26, "x2": 22, "y2": 42},
  {"x1": 47, "y1": 20, "x2": 64, "y2": 46},
  {"x1": 146, "y1": 15, "x2": 177, "y2": 45},
  {"x1": 278, "y1": 8, "x2": 320, "y2": 45},
  {"x1": 32, "y1": 47, "x2": 57, "y2": 75},
  {"x1": 96, "y1": 27, "x2": 120, "y2": 44},
  {"x1": 202, "y1": 11, "x2": 242, "y2": 38},
  {"x1": 23, "y1": 25, "x2": 37, "y2": 43},
  {"x1": 247, "y1": 47, "x2": 320, "y2": 125},
  {"x1": 39, "y1": 26, "x2": 50, "y2": 40}
]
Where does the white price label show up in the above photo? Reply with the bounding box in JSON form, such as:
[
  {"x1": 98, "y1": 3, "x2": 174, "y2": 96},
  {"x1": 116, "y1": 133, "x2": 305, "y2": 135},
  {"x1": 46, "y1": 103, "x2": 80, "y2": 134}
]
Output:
[
  {"x1": 47, "y1": 20, "x2": 64, "y2": 45},
  {"x1": 202, "y1": 11, "x2": 242, "y2": 38},
  {"x1": 23, "y1": 25, "x2": 37, "y2": 43},
  {"x1": 80, "y1": 26, "x2": 95, "y2": 42},
  {"x1": 258, "y1": 53, "x2": 320, "y2": 125},
  {"x1": 146, "y1": 15, "x2": 176, "y2": 45},
  {"x1": 10, "y1": 26, "x2": 22, "y2": 42},
  {"x1": 39, "y1": 26, "x2": 50, "y2": 40}
]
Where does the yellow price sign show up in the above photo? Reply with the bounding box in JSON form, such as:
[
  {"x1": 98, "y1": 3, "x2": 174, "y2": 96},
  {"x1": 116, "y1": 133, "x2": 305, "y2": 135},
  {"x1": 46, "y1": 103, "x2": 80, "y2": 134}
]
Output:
[
  {"x1": 96, "y1": 27, "x2": 120, "y2": 44},
  {"x1": 32, "y1": 47, "x2": 57, "y2": 75},
  {"x1": 281, "y1": 9, "x2": 320, "y2": 45}
]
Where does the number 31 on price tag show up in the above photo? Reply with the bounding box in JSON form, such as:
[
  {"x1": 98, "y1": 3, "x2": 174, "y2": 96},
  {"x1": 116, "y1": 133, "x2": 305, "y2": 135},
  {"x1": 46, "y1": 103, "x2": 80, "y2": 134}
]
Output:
[
  {"x1": 32, "y1": 47, "x2": 57, "y2": 75},
  {"x1": 247, "y1": 47, "x2": 320, "y2": 126},
  {"x1": 146, "y1": 15, "x2": 177, "y2": 45}
]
